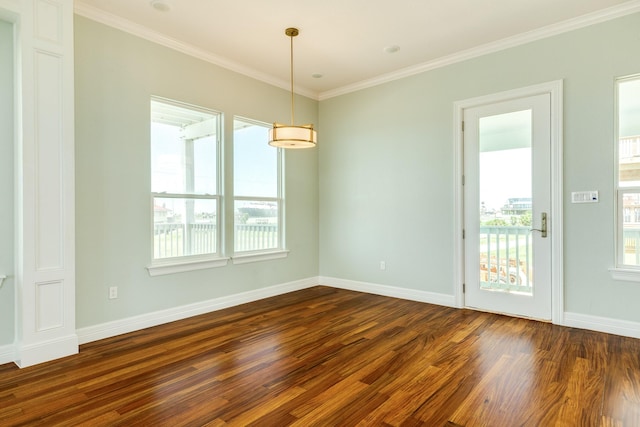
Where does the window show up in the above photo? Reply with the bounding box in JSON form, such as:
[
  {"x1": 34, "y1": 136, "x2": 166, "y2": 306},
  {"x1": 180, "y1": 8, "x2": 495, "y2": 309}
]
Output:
[
  {"x1": 150, "y1": 98, "x2": 222, "y2": 268},
  {"x1": 233, "y1": 118, "x2": 284, "y2": 257},
  {"x1": 616, "y1": 75, "x2": 640, "y2": 269}
]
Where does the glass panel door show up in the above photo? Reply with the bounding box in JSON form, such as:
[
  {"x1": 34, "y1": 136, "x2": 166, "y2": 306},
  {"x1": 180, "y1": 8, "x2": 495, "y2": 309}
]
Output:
[
  {"x1": 464, "y1": 93, "x2": 551, "y2": 320},
  {"x1": 479, "y1": 110, "x2": 533, "y2": 294}
]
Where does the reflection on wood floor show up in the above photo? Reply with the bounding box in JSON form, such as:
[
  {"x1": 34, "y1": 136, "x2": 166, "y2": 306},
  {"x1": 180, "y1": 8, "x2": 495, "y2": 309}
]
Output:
[{"x1": 1, "y1": 286, "x2": 639, "y2": 426}]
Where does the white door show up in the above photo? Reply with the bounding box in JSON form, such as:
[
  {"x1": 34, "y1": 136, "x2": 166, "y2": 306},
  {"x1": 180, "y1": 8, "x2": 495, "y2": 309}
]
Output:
[{"x1": 463, "y1": 94, "x2": 551, "y2": 320}]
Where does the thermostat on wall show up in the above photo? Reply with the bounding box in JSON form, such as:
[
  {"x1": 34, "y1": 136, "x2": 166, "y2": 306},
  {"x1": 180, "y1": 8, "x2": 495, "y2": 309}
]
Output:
[{"x1": 571, "y1": 191, "x2": 599, "y2": 203}]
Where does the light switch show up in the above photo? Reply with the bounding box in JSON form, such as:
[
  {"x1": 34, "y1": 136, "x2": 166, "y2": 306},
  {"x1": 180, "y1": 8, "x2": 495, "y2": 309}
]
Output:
[{"x1": 571, "y1": 191, "x2": 598, "y2": 203}]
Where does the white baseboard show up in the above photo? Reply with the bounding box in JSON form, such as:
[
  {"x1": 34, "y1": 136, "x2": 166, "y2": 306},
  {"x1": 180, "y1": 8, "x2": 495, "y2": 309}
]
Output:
[
  {"x1": 76, "y1": 277, "x2": 319, "y2": 345},
  {"x1": 321, "y1": 277, "x2": 640, "y2": 340},
  {"x1": 59, "y1": 276, "x2": 640, "y2": 353},
  {"x1": 563, "y1": 312, "x2": 640, "y2": 339},
  {"x1": 0, "y1": 343, "x2": 14, "y2": 365},
  {"x1": 14, "y1": 334, "x2": 79, "y2": 368},
  {"x1": 319, "y1": 276, "x2": 457, "y2": 308},
  {"x1": 5, "y1": 277, "x2": 638, "y2": 368}
]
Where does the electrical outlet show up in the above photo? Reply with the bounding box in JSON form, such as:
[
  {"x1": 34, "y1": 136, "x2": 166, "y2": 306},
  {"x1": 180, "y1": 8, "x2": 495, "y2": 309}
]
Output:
[
  {"x1": 380, "y1": 261, "x2": 386, "y2": 271},
  {"x1": 109, "y1": 286, "x2": 118, "y2": 299}
]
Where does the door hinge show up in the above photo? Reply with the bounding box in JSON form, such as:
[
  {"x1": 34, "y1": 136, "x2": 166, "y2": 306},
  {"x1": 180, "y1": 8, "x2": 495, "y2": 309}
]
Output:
[
  {"x1": 462, "y1": 229, "x2": 465, "y2": 239},
  {"x1": 463, "y1": 283, "x2": 466, "y2": 293},
  {"x1": 461, "y1": 121, "x2": 465, "y2": 132},
  {"x1": 462, "y1": 174, "x2": 465, "y2": 186}
]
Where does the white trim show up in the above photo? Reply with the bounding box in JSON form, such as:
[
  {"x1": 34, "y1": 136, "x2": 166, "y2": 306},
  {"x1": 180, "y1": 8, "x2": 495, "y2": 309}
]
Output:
[
  {"x1": 9, "y1": 0, "x2": 78, "y2": 369},
  {"x1": 0, "y1": 2, "x2": 18, "y2": 24},
  {"x1": 318, "y1": 2, "x2": 640, "y2": 100},
  {"x1": 453, "y1": 108, "x2": 465, "y2": 309},
  {"x1": 72, "y1": 3, "x2": 317, "y2": 100},
  {"x1": 76, "y1": 276, "x2": 318, "y2": 344},
  {"x1": 0, "y1": 343, "x2": 14, "y2": 365},
  {"x1": 550, "y1": 81, "x2": 565, "y2": 325},
  {"x1": 73, "y1": 1, "x2": 640, "y2": 101},
  {"x1": 14, "y1": 334, "x2": 79, "y2": 368},
  {"x1": 41, "y1": 278, "x2": 640, "y2": 361},
  {"x1": 147, "y1": 257, "x2": 229, "y2": 276},
  {"x1": 232, "y1": 250, "x2": 289, "y2": 265},
  {"x1": 453, "y1": 80, "x2": 564, "y2": 324},
  {"x1": 609, "y1": 267, "x2": 640, "y2": 282},
  {"x1": 564, "y1": 311, "x2": 640, "y2": 339},
  {"x1": 319, "y1": 276, "x2": 456, "y2": 308},
  {"x1": 614, "y1": 75, "x2": 640, "y2": 270}
]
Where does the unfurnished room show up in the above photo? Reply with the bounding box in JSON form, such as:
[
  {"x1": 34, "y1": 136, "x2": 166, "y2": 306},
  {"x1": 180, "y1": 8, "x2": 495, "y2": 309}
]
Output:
[{"x1": 1, "y1": 0, "x2": 640, "y2": 425}]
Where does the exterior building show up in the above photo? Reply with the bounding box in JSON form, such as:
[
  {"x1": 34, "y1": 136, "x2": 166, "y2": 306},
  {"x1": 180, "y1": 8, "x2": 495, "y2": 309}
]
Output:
[{"x1": 501, "y1": 198, "x2": 532, "y2": 215}]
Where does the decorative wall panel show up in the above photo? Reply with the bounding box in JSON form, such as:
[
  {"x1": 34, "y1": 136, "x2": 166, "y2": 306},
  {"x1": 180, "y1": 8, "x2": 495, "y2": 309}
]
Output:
[
  {"x1": 35, "y1": 0, "x2": 61, "y2": 44},
  {"x1": 35, "y1": 280, "x2": 63, "y2": 331},
  {"x1": 34, "y1": 50, "x2": 63, "y2": 271}
]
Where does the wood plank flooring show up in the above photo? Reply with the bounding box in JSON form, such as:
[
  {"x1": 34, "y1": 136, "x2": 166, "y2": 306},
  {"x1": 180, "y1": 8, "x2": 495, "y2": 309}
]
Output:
[{"x1": 1, "y1": 286, "x2": 640, "y2": 426}]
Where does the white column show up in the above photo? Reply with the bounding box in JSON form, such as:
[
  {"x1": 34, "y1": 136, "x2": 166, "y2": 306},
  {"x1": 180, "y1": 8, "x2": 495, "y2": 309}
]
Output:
[{"x1": 3, "y1": 0, "x2": 77, "y2": 367}]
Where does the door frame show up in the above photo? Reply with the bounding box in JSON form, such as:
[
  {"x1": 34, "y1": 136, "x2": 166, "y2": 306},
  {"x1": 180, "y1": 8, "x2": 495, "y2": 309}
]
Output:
[{"x1": 453, "y1": 80, "x2": 564, "y2": 324}]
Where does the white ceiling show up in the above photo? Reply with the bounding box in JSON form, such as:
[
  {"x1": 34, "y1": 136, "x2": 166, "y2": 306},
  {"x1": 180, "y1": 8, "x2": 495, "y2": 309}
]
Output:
[{"x1": 74, "y1": 0, "x2": 640, "y2": 100}]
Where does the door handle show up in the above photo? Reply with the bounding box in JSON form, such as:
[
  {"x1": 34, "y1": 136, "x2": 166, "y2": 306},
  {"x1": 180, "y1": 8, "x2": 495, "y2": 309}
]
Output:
[{"x1": 531, "y1": 212, "x2": 547, "y2": 238}]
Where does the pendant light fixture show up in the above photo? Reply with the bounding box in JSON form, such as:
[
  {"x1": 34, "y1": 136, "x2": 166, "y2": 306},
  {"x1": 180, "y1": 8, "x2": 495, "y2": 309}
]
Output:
[{"x1": 268, "y1": 27, "x2": 317, "y2": 149}]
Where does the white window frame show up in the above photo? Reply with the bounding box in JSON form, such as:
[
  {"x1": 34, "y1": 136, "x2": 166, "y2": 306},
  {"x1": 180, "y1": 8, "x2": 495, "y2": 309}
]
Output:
[
  {"x1": 612, "y1": 74, "x2": 640, "y2": 281},
  {"x1": 147, "y1": 97, "x2": 228, "y2": 276},
  {"x1": 232, "y1": 117, "x2": 288, "y2": 265}
]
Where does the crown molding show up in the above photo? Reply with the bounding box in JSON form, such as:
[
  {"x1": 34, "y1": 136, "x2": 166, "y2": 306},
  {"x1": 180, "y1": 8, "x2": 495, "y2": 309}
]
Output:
[
  {"x1": 74, "y1": 1, "x2": 640, "y2": 102},
  {"x1": 318, "y1": 0, "x2": 640, "y2": 100},
  {"x1": 73, "y1": 2, "x2": 320, "y2": 100}
]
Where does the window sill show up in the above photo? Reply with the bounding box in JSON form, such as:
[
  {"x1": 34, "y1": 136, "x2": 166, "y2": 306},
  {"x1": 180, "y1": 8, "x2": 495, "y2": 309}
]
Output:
[
  {"x1": 232, "y1": 250, "x2": 289, "y2": 265},
  {"x1": 147, "y1": 257, "x2": 229, "y2": 276},
  {"x1": 609, "y1": 267, "x2": 640, "y2": 282}
]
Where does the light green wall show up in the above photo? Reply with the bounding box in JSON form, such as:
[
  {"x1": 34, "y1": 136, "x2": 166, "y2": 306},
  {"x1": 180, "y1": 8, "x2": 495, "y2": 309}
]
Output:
[
  {"x1": 74, "y1": 16, "x2": 318, "y2": 328},
  {"x1": 0, "y1": 20, "x2": 14, "y2": 345},
  {"x1": 319, "y1": 13, "x2": 640, "y2": 322}
]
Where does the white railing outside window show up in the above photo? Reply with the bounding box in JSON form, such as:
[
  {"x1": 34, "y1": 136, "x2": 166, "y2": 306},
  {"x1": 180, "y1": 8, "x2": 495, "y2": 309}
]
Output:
[
  {"x1": 233, "y1": 118, "x2": 284, "y2": 254},
  {"x1": 150, "y1": 98, "x2": 222, "y2": 264}
]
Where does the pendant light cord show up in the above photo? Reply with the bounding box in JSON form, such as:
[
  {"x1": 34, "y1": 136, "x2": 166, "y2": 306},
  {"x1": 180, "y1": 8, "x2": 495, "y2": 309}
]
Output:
[{"x1": 290, "y1": 32, "x2": 295, "y2": 125}]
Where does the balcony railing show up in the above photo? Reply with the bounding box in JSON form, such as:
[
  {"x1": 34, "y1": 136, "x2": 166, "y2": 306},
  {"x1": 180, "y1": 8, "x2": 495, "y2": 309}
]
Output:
[
  {"x1": 235, "y1": 223, "x2": 278, "y2": 252},
  {"x1": 153, "y1": 223, "x2": 278, "y2": 259},
  {"x1": 623, "y1": 228, "x2": 640, "y2": 265},
  {"x1": 479, "y1": 226, "x2": 533, "y2": 294},
  {"x1": 154, "y1": 223, "x2": 217, "y2": 259},
  {"x1": 619, "y1": 135, "x2": 640, "y2": 159}
]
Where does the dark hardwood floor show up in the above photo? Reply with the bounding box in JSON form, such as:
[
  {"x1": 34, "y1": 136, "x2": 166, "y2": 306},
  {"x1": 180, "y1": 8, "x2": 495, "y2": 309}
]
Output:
[{"x1": 1, "y1": 286, "x2": 639, "y2": 426}]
